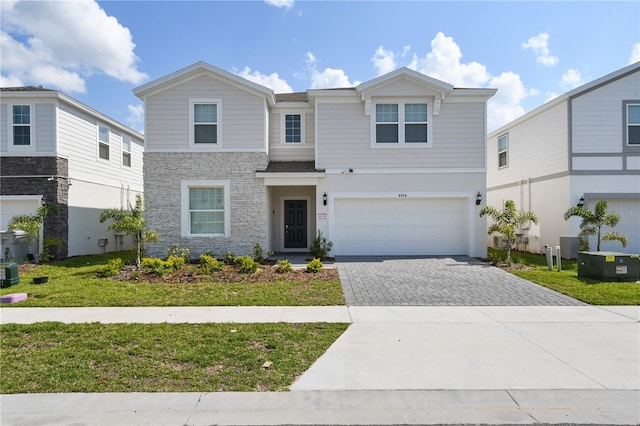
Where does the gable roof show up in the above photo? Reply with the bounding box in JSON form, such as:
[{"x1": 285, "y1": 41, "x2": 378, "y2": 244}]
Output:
[
  {"x1": 488, "y1": 61, "x2": 640, "y2": 138},
  {"x1": 356, "y1": 67, "x2": 454, "y2": 95},
  {"x1": 133, "y1": 61, "x2": 276, "y2": 106}
]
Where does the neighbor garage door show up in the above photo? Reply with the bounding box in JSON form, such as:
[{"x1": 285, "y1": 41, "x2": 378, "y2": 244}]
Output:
[{"x1": 332, "y1": 197, "x2": 468, "y2": 255}]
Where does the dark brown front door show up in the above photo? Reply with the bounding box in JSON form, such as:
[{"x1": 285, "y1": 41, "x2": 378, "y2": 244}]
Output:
[{"x1": 284, "y1": 200, "x2": 307, "y2": 249}]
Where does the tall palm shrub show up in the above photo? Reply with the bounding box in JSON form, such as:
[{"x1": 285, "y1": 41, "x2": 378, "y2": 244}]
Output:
[
  {"x1": 563, "y1": 200, "x2": 627, "y2": 251},
  {"x1": 480, "y1": 200, "x2": 538, "y2": 262},
  {"x1": 100, "y1": 194, "x2": 159, "y2": 269}
]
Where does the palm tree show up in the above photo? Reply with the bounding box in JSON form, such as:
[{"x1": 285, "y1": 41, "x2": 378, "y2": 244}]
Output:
[
  {"x1": 480, "y1": 200, "x2": 538, "y2": 262},
  {"x1": 563, "y1": 200, "x2": 627, "y2": 251},
  {"x1": 100, "y1": 194, "x2": 159, "y2": 269},
  {"x1": 8, "y1": 204, "x2": 56, "y2": 263}
]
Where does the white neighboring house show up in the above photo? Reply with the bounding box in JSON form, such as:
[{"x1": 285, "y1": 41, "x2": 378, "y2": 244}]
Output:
[
  {"x1": 0, "y1": 86, "x2": 144, "y2": 261},
  {"x1": 486, "y1": 62, "x2": 640, "y2": 257},
  {"x1": 134, "y1": 62, "x2": 496, "y2": 258}
]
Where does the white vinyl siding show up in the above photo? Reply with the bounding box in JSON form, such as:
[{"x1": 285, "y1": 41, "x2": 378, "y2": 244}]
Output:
[
  {"x1": 144, "y1": 75, "x2": 266, "y2": 151},
  {"x1": 268, "y1": 111, "x2": 314, "y2": 161},
  {"x1": 572, "y1": 71, "x2": 640, "y2": 153},
  {"x1": 487, "y1": 101, "x2": 568, "y2": 187},
  {"x1": 180, "y1": 180, "x2": 230, "y2": 237},
  {"x1": 317, "y1": 100, "x2": 486, "y2": 169}
]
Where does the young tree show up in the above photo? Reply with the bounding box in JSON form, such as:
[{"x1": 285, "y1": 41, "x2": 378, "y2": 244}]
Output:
[
  {"x1": 8, "y1": 204, "x2": 56, "y2": 263},
  {"x1": 99, "y1": 194, "x2": 159, "y2": 269},
  {"x1": 480, "y1": 200, "x2": 538, "y2": 262},
  {"x1": 563, "y1": 200, "x2": 627, "y2": 251}
]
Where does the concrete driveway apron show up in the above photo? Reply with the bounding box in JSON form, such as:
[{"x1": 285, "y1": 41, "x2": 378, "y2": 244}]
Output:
[{"x1": 336, "y1": 256, "x2": 585, "y2": 306}]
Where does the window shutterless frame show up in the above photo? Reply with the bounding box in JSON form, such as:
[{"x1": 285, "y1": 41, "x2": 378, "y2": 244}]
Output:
[
  {"x1": 98, "y1": 125, "x2": 110, "y2": 161},
  {"x1": 189, "y1": 98, "x2": 222, "y2": 147},
  {"x1": 12, "y1": 105, "x2": 31, "y2": 146},
  {"x1": 627, "y1": 103, "x2": 640, "y2": 145},
  {"x1": 497, "y1": 134, "x2": 508, "y2": 168}
]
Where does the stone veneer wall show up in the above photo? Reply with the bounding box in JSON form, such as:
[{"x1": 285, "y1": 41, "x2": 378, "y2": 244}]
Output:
[
  {"x1": 143, "y1": 152, "x2": 269, "y2": 258},
  {"x1": 0, "y1": 156, "x2": 69, "y2": 259}
]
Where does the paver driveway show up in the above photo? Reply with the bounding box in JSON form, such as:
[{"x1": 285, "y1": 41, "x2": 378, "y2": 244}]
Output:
[{"x1": 336, "y1": 256, "x2": 585, "y2": 306}]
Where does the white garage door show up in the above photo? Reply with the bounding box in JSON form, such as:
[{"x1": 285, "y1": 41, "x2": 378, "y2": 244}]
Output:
[
  {"x1": 332, "y1": 197, "x2": 468, "y2": 255},
  {"x1": 591, "y1": 198, "x2": 640, "y2": 255},
  {"x1": 0, "y1": 197, "x2": 41, "y2": 232}
]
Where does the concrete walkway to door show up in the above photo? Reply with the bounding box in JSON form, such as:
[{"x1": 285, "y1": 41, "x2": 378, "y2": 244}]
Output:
[{"x1": 336, "y1": 256, "x2": 585, "y2": 306}]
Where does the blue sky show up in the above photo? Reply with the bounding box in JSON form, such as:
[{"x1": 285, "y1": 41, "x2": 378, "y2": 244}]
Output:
[{"x1": 1, "y1": 0, "x2": 639, "y2": 132}]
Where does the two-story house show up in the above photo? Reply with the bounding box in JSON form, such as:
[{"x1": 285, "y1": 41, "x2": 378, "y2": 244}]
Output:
[
  {"x1": 1, "y1": 87, "x2": 144, "y2": 261},
  {"x1": 133, "y1": 62, "x2": 495, "y2": 258},
  {"x1": 486, "y1": 62, "x2": 640, "y2": 257}
]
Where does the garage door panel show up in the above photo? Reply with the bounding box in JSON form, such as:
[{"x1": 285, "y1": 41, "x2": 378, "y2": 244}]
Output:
[{"x1": 333, "y1": 197, "x2": 468, "y2": 256}]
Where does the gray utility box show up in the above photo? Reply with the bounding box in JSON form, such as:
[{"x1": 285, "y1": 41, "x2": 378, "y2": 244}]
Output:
[{"x1": 578, "y1": 252, "x2": 640, "y2": 282}]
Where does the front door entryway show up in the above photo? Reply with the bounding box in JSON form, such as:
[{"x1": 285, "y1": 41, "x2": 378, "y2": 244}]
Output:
[{"x1": 284, "y1": 199, "x2": 307, "y2": 249}]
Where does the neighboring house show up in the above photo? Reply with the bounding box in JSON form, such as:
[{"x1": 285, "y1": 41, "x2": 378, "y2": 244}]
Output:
[
  {"x1": 133, "y1": 62, "x2": 495, "y2": 258},
  {"x1": 486, "y1": 62, "x2": 640, "y2": 257},
  {"x1": 0, "y1": 87, "x2": 144, "y2": 261}
]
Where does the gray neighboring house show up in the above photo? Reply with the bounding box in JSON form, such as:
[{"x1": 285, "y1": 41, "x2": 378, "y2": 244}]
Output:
[
  {"x1": 134, "y1": 62, "x2": 496, "y2": 258},
  {"x1": 486, "y1": 62, "x2": 640, "y2": 257},
  {"x1": 1, "y1": 87, "x2": 144, "y2": 261}
]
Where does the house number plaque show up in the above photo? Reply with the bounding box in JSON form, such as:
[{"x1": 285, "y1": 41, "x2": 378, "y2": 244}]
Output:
[{"x1": 398, "y1": 194, "x2": 408, "y2": 198}]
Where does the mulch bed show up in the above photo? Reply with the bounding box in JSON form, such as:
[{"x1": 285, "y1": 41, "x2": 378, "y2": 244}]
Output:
[{"x1": 114, "y1": 263, "x2": 339, "y2": 284}]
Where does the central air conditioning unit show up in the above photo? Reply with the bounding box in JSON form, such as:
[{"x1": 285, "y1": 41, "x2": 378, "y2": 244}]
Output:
[{"x1": 493, "y1": 236, "x2": 509, "y2": 249}]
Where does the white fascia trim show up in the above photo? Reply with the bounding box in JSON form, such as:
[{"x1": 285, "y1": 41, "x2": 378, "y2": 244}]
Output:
[
  {"x1": 180, "y1": 179, "x2": 231, "y2": 238},
  {"x1": 324, "y1": 168, "x2": 486, "y2": 174},
  {"x1": 259, "y1": 176, "x2": 322, "y2": 186}
]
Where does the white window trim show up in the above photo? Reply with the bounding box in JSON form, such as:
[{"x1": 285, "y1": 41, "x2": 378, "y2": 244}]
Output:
[
  {"x1": 8, "y1": 104, "x2": 36, "y2": 153},
  {"x1": 627, "y1": 103, "x2": 640, "y2": 146},
  {"x1": 280, "y1": 111, "x2": 306, "y2": 144},
  {"x1": 189, "y1": 98, "x2": 223, "y2": 148},
  {"x1": 181, "y1": 180, "x2": 231, "y2": 237},
  {"x1": 497, "y1": 133, "x2": 508, "y2": 169},
  {"x1": 122, "y1": 135, "x2": 132, "y2": 168},
  {"x1": 370, "y1": 99, "x2": 433, "y2": 148},
  {"x1": 97, "y1": 124, "x2": 111, "y2": 162}
]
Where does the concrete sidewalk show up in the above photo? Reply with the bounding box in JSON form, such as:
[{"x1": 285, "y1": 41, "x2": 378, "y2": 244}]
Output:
[{"x1": 1, "y1": 305, "x2": 638, "y2": 425}]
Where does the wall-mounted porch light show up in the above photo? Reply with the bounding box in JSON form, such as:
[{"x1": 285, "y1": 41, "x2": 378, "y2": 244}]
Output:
[
  {"x1": 323, "y1": 192, "x2": 328, "y2": 206},
  {"x1": 475, "y1": 192, "x2": 482, "y2": 206},
  {"x1": 577, "y1": 196, "x2": 585, "y2": 207}
]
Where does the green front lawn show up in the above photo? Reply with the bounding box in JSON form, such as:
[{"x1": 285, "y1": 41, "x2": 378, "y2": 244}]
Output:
[
  {"x1": 0, "y1": 252, "x2": 345, "y2": 307},
  {"x1": 0, "y1": 322, "x2": 348, "y2": 393},
  {"x1": 489, "y1": 248, "x2": 640, "y2": 305}
]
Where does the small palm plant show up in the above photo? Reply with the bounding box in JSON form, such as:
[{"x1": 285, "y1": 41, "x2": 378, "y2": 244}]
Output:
[
  {"x1": 8, "y1": 203, "x2": 57, "y2": 263},
  {"x1": 480, "y1": 200, "x2": 538, "y2": 262},
  {"x1": 100, "y1": 194, "x2": 159, "y2": 269},
  {"x1": 563, "y1": 200, "x2": 627, "y2": 251}
]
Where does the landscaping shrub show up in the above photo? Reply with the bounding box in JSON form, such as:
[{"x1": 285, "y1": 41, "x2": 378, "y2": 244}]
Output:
[
  {"x1": 165, "y1": 255, "x2": 186, "y2": 270},
  {"x1": 223, "y1": 251, "x2": 236, "y2": 265},
  {"x1": 306, "y1": 258, "x2": 323, "y2": 273},
  {"x1": 253, "y1": 243, "x2": 265, "y2": 263},
  {"x1": 310, "y1": 230, "x2": 333, "y2": 259},
  {"x1": 200, "y1": 254, "x2": 224, "y2": 273},
  {"x1": 165, "y1": 244, "x2": 191, "y2": 263},
  {"x1": 234, "y1": 255, "x2": 258, "y2": 274},
  {"x1": 98, "y1": 257, "x2": 124, "y2": 277},
  {"x1": 276, "y1": 259, "x2": 293, "y2": 273},
  {"x1": 141, "y1": 256, "x2": 184, "y2": 276}
]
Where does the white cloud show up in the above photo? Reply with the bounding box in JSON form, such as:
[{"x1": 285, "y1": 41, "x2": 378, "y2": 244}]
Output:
[
  {"x1": 127, "y1": 104, "x2": 144, "y2": 133},
  {"x1": 305, "y1": 51, "x2": 359, "y2": 89},
  {"x1": 0, "y1": 0, "x2": 147, "y2": 92},
  {"x1": 264, "y1": 0, "x2": 294, "y2": 10},
  {"x1": 372, "y1": 46, "x2": 397, "y2": 76},
  {"x1": 559, "y1": 68, "x2": 584, "y2": 90},
  {"x1": 522, "y1": 33, "x2": 559, "y2": 67},
  {"x1": 630, "y1": 42, "x2": 640, "y2": 64},
  {"x1": 236, "y1": 66, "x2": 293, "y2": 93},
  {"x1": 404, "y1": 32, "x2": 536, "y2": 131}
]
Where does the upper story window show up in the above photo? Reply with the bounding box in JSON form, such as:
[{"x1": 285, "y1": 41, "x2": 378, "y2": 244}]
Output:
[
  {"x1": 498, "y1": 134, "x2": 508, "y2": 168},
  {"x1": 98, "y1": 125, "x2": 110, "y2": 160},
  {"x1": 627, "y1": 103, "x2": 640, "y2": 145},
  {"x1": 285, "y1": 114, "x2": 302, "y2": 143},
  {"x1": 122, "y1": 136, "x2": 132, "y2": 167},
  {"x1": 12, "y1": 105, "x2": 31, "y2": 146},
  {"x1": 373, "y1": 101, "x2": 430, "y2": 147},
  {"x1": 189, "y1": 99, "x2": 221, "y2": 146}
]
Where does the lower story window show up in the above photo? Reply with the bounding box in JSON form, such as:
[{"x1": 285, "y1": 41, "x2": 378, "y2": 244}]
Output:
[{"x1": 181, "y1": 180, "x2": 230, "y2": 237}]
